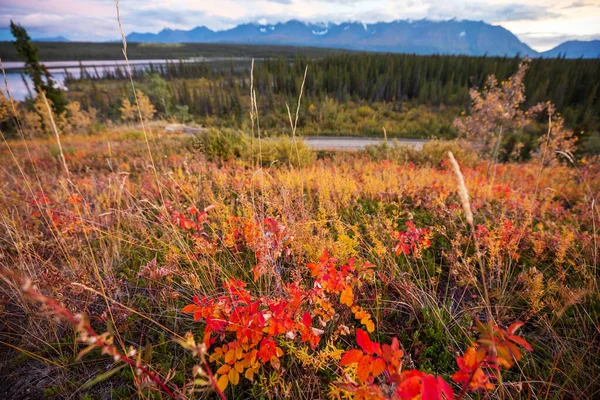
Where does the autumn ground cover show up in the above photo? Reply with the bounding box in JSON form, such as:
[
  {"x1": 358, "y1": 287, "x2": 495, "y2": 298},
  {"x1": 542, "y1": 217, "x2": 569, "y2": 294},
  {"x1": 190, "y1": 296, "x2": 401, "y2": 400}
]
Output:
[
  {"x1": 0, "y1": 121, "x2": 598, "y2": 399},
  {"x1": 0, "y1": 38, "x2": 598, "y2": 399}
]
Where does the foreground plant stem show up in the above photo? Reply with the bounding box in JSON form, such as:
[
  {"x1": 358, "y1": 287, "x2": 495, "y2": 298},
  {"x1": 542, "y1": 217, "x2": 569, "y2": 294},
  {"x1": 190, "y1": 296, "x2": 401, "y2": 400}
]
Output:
[
  {"x1": 202, "y1": 358, "x2": 227, "y2": 400},
  {"x1": 1, "y1": 268, "x2": 179, "y2": 399}
]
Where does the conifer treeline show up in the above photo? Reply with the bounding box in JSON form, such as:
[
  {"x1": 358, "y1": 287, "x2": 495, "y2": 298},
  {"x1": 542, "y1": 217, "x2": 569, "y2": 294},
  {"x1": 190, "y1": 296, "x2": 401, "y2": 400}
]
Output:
[
  {"x1": 70, "y1": 53, "x2": 600, "y2": 135},
  {"x1": 255, "y1": 54, "x2": 599, "y2": 133}
]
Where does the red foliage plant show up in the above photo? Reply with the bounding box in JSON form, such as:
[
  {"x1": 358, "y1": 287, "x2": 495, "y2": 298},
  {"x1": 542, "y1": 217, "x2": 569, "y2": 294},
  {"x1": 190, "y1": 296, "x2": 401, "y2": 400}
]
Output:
[
  {"x1": 182, "y1": 249, "x2": 533, "y2": 399},
  {"x1": 164, "y1": 203, "x2": 215, "y2": 254},
  {"x1": 224, "y1": 216, "x2": 294, "y2": 281},
  {"x1": 182, "y1": 250, "x2": 377, "y2": 391},
  {"x1": 337, "y1": 320, "x2": 532, "y2": 400},
  {"x1": 393, "y1": 221, "x2": 432, "y2": 257}
]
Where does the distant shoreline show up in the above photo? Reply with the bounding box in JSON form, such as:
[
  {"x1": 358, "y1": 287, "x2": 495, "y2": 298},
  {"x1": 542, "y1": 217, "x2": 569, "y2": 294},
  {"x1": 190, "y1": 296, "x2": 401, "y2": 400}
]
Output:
[
  {"x1": 0, "y1": 41, "x2": 346, "y2": 62},
  {"x1": 2, "y1": 41, "x2": 597, "y2": 63}
]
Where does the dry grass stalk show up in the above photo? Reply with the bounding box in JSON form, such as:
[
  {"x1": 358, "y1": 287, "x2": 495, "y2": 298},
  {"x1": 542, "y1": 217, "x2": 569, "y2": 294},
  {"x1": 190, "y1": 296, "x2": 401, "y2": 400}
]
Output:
[
  {"x1": 447, "y1": 151, "x2": 473, "y2": 229},
  {"x1": 40, "y1": 91, "x2": 70, "y2": 178},
  {"x1": 447, "y1": 151, "x2": 496, "y2": 344}
]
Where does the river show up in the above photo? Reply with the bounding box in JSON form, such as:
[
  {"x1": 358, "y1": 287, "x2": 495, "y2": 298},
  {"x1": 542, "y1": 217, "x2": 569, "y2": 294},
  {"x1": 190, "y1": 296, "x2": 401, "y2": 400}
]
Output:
[{"x1": 1, "y1": 58, "x2": 246, "y2": 101}]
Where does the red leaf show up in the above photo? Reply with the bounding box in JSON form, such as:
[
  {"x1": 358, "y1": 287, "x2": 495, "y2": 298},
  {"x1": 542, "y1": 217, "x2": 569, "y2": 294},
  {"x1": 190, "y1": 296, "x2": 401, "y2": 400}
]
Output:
[
  {"x1": 421, "y1": 375, "x2": 439, "y2": 400},
  {"x1": 397, "y1": 370, "x2": 423, "y2": 398},
  {"x1": 382, "y1": 344, "x2": 392, "y2": 361},
  {"x1": 506, "y1": 321, "x2": 524, "y2": 335},
  {"x1": 182, "y1": 304, "x2": 196, "y2": 313},
  {"x1": 357, "y1": 355, "x2": 373, "y2": 383},
  {"x1": 340, "y1": 349, "x2": 363, "y2": 366},
  {"x1": 319, "y1": 249, "x2": 330, "y2": 263},
  {"x1": 421, "y1": 374, "x2": 453, "y2": 400},
  {"x1": 508, "y1": 334, "x2": 533, "y2": 351},
  {"x1": 302, "y1": 312, "x2": 312, "y2": 328},
  {"x1": 356, "y1": 329, "x2": 373, "y2": 354},
  {"x1": 437, "y1": 376, "x2": 454, "y2": 399},
  {"x1": 371, "y1": 357, "x2": 386, "y2": 377}
]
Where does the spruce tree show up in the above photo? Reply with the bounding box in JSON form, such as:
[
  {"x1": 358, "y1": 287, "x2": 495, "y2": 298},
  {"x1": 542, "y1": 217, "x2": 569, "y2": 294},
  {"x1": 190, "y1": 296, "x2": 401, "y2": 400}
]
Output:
[{"x1": 10, "y1": 21, "x2": 67, "y2": 114}]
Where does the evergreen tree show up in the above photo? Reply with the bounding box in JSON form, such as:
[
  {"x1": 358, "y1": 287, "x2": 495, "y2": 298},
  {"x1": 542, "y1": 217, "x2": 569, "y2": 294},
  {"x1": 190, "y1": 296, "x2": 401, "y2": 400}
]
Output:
[{"x1": 10, "y1": 21, "x2": 67, "y2": 114}]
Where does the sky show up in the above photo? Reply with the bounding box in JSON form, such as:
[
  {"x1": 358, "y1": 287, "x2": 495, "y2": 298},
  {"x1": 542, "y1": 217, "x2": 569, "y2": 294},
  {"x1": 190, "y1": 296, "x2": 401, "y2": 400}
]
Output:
[{"x1": 0, "y1": 0, "x2": 599, "y2": 51}]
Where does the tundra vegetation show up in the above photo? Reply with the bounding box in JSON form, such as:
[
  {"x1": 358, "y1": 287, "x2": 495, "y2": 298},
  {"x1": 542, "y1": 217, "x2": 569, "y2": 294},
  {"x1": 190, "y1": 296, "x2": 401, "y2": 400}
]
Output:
[{"x1": 0, "y1": 36, "x2": 599, "y2": 400}]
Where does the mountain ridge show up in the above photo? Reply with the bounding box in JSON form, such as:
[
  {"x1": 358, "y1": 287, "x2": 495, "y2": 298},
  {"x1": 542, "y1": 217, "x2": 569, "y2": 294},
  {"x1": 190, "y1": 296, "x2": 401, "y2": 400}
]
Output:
[
  {"x1": 541, "y1": 40, "x2": 600, "y2": 58},
  {"x1": 125, "y1": 19, "x2": 600, "y2": 58},
  {"x1": 33, "y1": 36, "x2": 70, "y2": 42},
  {"x1": 127, "y1": 19, "x2": 538, "y2": 57}
]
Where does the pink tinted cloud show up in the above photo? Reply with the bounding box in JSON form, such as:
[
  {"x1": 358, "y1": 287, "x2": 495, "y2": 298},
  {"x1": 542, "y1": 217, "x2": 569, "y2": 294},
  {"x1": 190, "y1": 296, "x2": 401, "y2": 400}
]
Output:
[{"x1": 9, "y1": 0, "x2": 114, "y2": 16}]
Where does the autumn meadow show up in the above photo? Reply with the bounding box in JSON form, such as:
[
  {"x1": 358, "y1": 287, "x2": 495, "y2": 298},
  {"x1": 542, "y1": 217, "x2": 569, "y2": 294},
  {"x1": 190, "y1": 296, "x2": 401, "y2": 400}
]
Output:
[{"x1": 1, "y1": 18, "x2": 600, "y2": 400}]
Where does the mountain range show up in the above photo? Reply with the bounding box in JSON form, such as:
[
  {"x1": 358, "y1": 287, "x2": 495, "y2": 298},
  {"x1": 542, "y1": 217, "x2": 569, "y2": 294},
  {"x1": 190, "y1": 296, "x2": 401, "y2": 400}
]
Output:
[
  {"x1": 0, "y1": 28, "x2": 71, "y2": 43},
  {"x1": 33, "y1": 36, "x2": 70, "y2": 42},
  {"x1": 126, "y1": 20, "x2": 600, "y2": 58}
]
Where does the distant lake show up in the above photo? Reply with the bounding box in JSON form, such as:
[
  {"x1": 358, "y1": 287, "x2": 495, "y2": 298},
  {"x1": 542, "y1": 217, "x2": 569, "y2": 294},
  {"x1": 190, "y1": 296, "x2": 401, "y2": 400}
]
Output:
[{"x1": 1, "y1": 58, "x2": 248, "y2": 101}]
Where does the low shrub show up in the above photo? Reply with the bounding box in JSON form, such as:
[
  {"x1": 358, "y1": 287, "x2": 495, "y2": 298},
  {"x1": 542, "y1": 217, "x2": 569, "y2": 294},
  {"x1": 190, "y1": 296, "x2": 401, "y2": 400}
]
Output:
[
  {"x1": 247, "y1": 136, "x2": 315, "y2": 167},
  {"x1": 193, "y1": 128, "x2": 248, "y2": 161},
  {"x1": 365, "y1": 139, "x2": 478, "y2": 167},
  {"x1": 194, "y1": 129, "x2": 315, "y2": 167}
]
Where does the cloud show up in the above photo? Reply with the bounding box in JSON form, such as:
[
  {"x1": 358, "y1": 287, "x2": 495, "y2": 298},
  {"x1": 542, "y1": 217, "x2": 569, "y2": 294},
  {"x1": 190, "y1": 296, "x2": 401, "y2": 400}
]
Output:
[
  {"x1": 424, "y1": 2, "x2": 560, "y2": 22},
  {"x1": 0, "y1": 1, "x2": 118, "y2": 40},
  {"x1": 131, "y1": 9, "x2": 212, "y2": 28},
  {"x1": 562, "y1": 0, "x2": 597, "y2": 9}
]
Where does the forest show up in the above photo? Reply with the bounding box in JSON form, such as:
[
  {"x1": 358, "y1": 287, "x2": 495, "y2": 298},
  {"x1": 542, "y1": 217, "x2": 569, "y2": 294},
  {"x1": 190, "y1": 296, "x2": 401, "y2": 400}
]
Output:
[{"x1": 19, "y1": 51, "x2": 598, "y2": 154}]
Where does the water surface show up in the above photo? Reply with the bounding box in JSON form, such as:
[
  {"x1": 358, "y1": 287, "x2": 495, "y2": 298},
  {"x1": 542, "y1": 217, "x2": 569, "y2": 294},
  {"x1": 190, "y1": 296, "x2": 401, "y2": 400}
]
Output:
[{"x1": 1, "y1": 58, "x2": 246, "y2": 100}]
